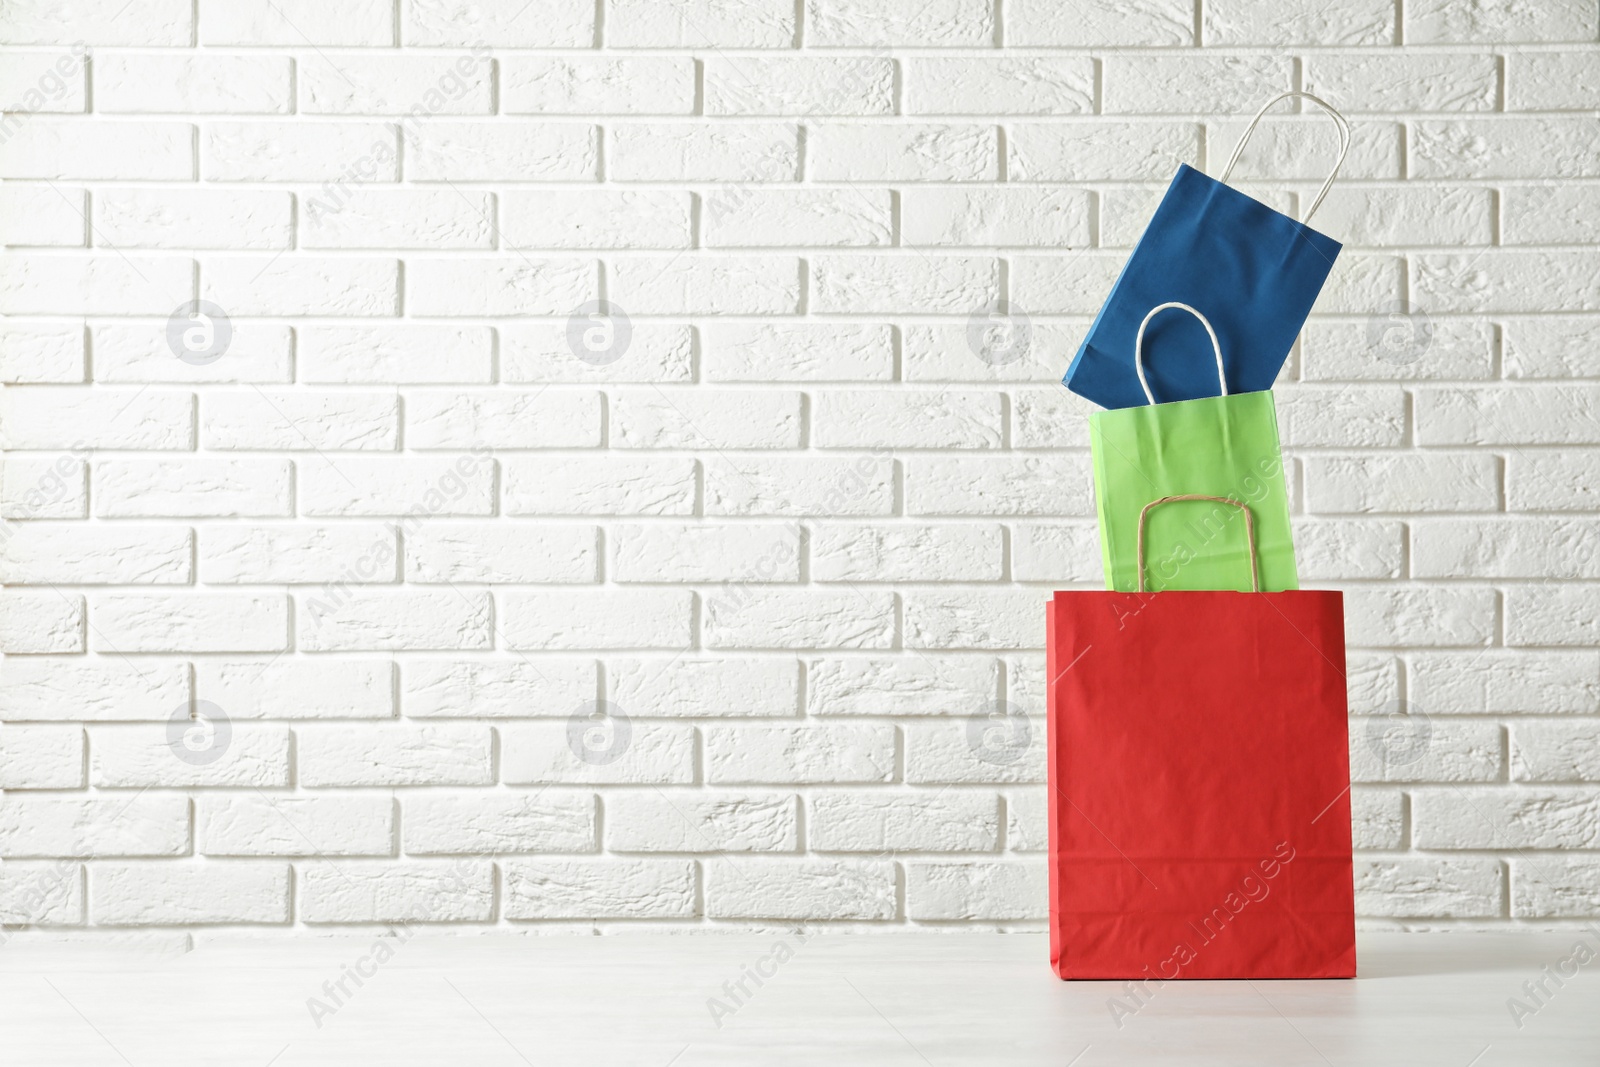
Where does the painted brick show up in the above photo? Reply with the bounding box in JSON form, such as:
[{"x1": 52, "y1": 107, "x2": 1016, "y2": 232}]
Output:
[
  {"x1": 811, "y1": 792, "x2": 999, "y2": 852},
  {"x1": 811, "y1": 524, "x2": 1004, "y2": 582},
  {"x1": 297, "y1": 590, "x2": 493, "y2": 652},
  {"x1": 1406, "y1": 0, "x2": 1597, "y2": 43},
  {"x1": 500, "y1": 590, "x2": 693, "y2": 650},
  {"x1": 612, "y1": 523, "x2": 801, "y2": 583},
  {"x1": 1409, "y1": 651, "x2": 1600, "y2": 715},
  {"x1": 0, "y1": 322, "x2": 84, "y2": 383},
  {"x1": 406, "y1": 122, "x2": 597, "y2": 182},
  {"x1": 702, "y1": 189, "x2": 891, "y2": 248},
  {"x1": 299, "y1": 861, "x2": 493, "y2": 923},
  {"x1": 907, "y1": 58, "x2": 1094, "y2": 115},
  {"x1": 907, "y1": 860, "x2": 1047, "y2": 920},
  {"x1": 705, "y1": 724, "x2": 895, "y2": 784},
  {"x1": 502, "y1": 323, "x2": 694, "y2": 384},
  {"x1": 196, "y1": 659, "x2": 396, "y2": 720},
  {"x1": 0, "y1": 660, "x2": 188, "y2": 722},
  {"x1": 1205, "y1": 0, "x2": 1393, "y2": 45},
  {"x1": 610, "y1": 256, "x2": 800, "y2": 315},
  {"x1": 606, "y1": 0, "x2": 792, "y2": 47},
  {"x1": 198, "y1": 524, "x2": 398, "y2": 585},
  {"x1": 92, "y1": 863, "x2": 290, "y2": 925},
  {"x1": 407, "y1": 258, "x2": 595, "y2": 317},
  {"x1": 403, "y1": 1, "x2": 591, "y2": 46},
  {"x1": 198, "y1": 793, "x2": 395, "y2": 857},
  {"x1": 501, "y1": 190, "x2": 691, "y2": 250},
  {"x1": 703, "y1": 590, "x2": 897, "y2": 650},
  {"x1": 301, "y1": 189, "x2": 493, "y2": 250},
  {"x1": 500, "y1": 722, "x2": 695, "y2": 786},
  {"x1": 1512, "y1": 859, "x2": 1600, "y2": 918},
  {"x1": 300, "y1": 325, "x2": 492, "y2": 384},
  {"x1": 609, "y1": 124, "x2": 797, "y2": 182},
  {"x1": 96, "y1": 55, "x2": 292, "y2": 114},
  {"x1": 809, "y1": 124, "x2": 997, "y2": 182},
  {"x1": 705, "y1": 455, "x2": 894, "y2": 517},
  {"x1": 606, "y1": 792, "x2": 797, "y2": 852},
  {"x1": 0, "y1": 1, "x2": 189, "y2": 44},
  {"x1": 705, "y1": 57, "x2": 894, "y2": 116},
  {"x1": 298, "y1": 723, "x2": 492, "y2": 787},
  {"x1": 702, "y1": 323, "x2": 893, "y2": 381},
  {"x1": 91, "y1": 723, "x2": 290, "y2": 787},
  {"x1": 504, "y1": 456, "x2": 697, "y2": 516},
  {"x1": 298, "y1": 54, "x2": 492, "y2": 115},
  {"x1": 0, "y1": 121, "x2": 193, "y2": 180},
  {"x1": 94, "y1": 458, "x2": 293, "y2": 518},
  {"x1": 607, "y1": 658, "x2": 800, "y2": 718},
  {"x1": 204, "y1": 122, "x2": 396, "y2": 182},
  {"x1": 0, "y1": 256, "x2": 193, "y2": 316},
  {"x1": 1507, "y1": 52, "x2": 1600, "y2": 111},
  {"x1": 1, "y1": 184, "x2": 85, "y2": 246},
  {"x1": 807, "y1": 656, "x2": 999, "y2": 716},
  {"x1": 0, "y1": 725, "x2": 84, "y2": 789},
  {"x1": 0, "y1": 525, "x2": 191, "y2": 585},
  {"x1": 402, "y1": 659, "x2": 597, "y2": 719},
  {"x1": 1412, "y1": 788, "x2": 1600, "y2": 849},
  {"x1": 406, "y1": 389, "x2": 601, "y2": 449},
  {"x1": 91, "y1": 593, "x2": 290, "y2": 653},
  {"x1": 1009, "y1": 121, "x2": 1199, "y2": 181},
  {"x1": 1355, "y1": 858, "x2": 1503, "y2": 918},
  {"x1": 0, "y1": 795, "x2": 189, "y2": 858},
  {"x1": 706, "y1": 859, "x2": 896, "y2": 920},
  {"x1": 504, "y1": 859, "x2": 696, "y2": 919},
  {"x1": 404, "y1": 792, "x2": 595, "y2": 855},
  {"x1": 1007, "y1": 0, "x2": 1193, "y2": 45},
  {"x1": 610, "y1": 389, "x2": 802, "y2": 449},
  {"x1": 503, "y1": 57, "x2": 694, "y2": 114},
  {"x1": 405, "y1": 523, "x2": 598, "y2": 584},
  {"x1": 902, "y1": 188, "x2": 1091, "y2": 248}
]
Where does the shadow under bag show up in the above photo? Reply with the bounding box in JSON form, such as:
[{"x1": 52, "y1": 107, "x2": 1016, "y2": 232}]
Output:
[
  {"x1": 1046, "y1": 498, "x2": 1355, "y2": 980},
  {"x1": 1065, "y1": 92, "x2": 1348, "y2": 411}
]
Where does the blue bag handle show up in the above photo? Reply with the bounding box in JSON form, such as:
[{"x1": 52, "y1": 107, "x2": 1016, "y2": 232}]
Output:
[
  {"x1": 1218, "y1": 91, "x2": 1351, "y2": 224},
  {"x1": 1134, "y1": 302, "x2": 1225, "y2": 406}
]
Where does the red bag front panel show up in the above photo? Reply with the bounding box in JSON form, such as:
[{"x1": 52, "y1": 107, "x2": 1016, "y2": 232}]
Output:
[{"x1": 1047, "y1": 589, "x2": 1355, "y2": 980}]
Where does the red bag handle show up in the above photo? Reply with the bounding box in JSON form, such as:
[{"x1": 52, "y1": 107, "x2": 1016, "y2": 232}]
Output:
[{"x1": 1136, "y1": 494, "x2": 1260, "y2": 593}]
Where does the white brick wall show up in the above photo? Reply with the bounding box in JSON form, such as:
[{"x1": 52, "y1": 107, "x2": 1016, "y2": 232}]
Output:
[{"x1": 1, "y1": 0, "x2": 1597, "y2": 936}]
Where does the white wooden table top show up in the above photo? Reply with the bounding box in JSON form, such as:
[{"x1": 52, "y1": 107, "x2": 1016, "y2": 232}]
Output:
[{"x1": 1, "y1": 931, "x2": 1595, "y2": 1065}]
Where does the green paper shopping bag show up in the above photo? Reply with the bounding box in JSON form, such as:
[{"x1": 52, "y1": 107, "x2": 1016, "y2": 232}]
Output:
[{"x1": 1090, "y1": 302, "x2": 1297, "y2": 592}]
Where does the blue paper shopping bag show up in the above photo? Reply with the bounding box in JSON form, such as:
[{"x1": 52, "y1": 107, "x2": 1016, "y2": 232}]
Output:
[{"x1": 1066, "y1": 92, "x2": 1348, "y2": 411}]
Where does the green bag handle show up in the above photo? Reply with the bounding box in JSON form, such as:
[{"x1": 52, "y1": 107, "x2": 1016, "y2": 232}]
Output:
[
  {"x1": 1136, "y1": 495, "x2": 1260, "y2": 593},
  {"x1": 1134, "y1": 302, "x2": 1226, "y2": 406}
]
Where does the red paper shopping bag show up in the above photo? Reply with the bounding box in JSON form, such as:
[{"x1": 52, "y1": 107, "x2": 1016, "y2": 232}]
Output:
[{"x1": 1047, "y1": 495, "x2": 1355, "y2": 980}]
